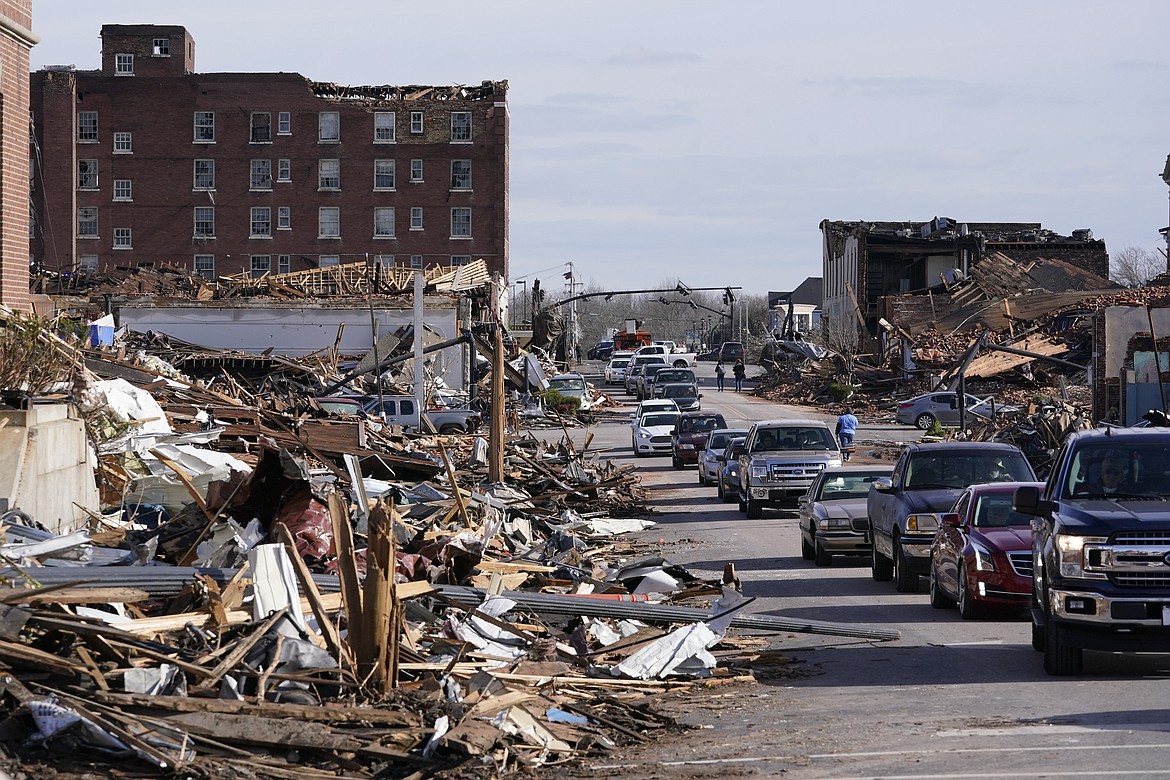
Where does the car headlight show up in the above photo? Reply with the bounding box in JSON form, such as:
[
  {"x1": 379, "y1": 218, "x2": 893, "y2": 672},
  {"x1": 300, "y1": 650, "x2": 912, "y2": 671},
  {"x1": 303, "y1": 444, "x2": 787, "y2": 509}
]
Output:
[
  {"x1": 636, "y1": 431, "x2": 652, "y2": 440},
  {"x1": 728, "y1": 467, "x2": 738, "y2": 477},
  {"x1": 905, "y1": 513, "x2": 939, "y2": 533},
  {"x1": 679, "y1": 443, "x2": 695, "y2": 450},
  {"x1": 818, "y1": 517, "x2": 851, "y2": 530},
  {"x1": 1055, "y1": 534, "x2": 1109, "y2": 579},
  {"x1": 752, "y1": 464, "x2": 768, "y2": 479},
  {"x1": 971, "y1": 543, "x2": 996, "y2": 572}
]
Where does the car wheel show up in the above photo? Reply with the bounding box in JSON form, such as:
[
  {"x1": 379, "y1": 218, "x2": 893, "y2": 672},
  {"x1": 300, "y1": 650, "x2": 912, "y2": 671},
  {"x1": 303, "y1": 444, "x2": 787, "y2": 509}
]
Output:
[
  {"x1": 928, "y1": 566, "x2": 954, "y2": 609},
  {"x1": 717, "y1": 478, "x2": 725, "y2": 500},
  {"x1": 698, "y1": 470, "x2": 707, "y2": 486},
  {"x1": 673, "y1": 359, "x2": 687, "y2": 368},
  {"x1": 1031, "y1": 593, "x2": 1045, "y2": 651},
  {"x1": 1043, "y1": 614, "x2": 1083, "y2": 675},
  {"x1": 915, "y1": 412, "x2": 936, "y2": 430},
  {"x1": 957, "y1": 566, "x2": 981, "y2": 619},
  {"x1": 672, "y1": 455, "x2": 682, "y2": 470},
  {"x1": 738, "y1": 491, "x2": 747, "y2": 513},
  {"x1": 801, "y1": 529, "x2": 814, "y2": 561},
  {"x1": 871, "y1": 541, "x2": 893, "y2": 581},
  {"x1": 746, "y1": 494, "x2": 763, "y2": 519},
  {"x1": 814, "y1": 539, "x2": 832, "y2": 567},
  {"x1": 893, "y1": 539, "x2": 919, "y2": 592}
]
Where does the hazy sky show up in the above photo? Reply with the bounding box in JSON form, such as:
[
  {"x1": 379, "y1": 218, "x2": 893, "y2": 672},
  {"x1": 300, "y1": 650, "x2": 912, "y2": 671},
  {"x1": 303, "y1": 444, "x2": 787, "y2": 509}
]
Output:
[{"x1": 29, "y1": 1, "x2": 1170, "y2": 295}]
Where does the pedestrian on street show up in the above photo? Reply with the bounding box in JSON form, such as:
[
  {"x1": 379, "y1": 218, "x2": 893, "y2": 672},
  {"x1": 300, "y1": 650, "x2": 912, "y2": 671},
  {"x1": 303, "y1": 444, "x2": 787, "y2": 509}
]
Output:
[
  {"x1": 732, "y1": 359, "x2": 746, "y2": 392},
  {"x1": 836, "y1": 406, "x2": 858, "y2": 460},
  {"x1": 715, "y1": 361, "x2": 726, "y2": 391}
]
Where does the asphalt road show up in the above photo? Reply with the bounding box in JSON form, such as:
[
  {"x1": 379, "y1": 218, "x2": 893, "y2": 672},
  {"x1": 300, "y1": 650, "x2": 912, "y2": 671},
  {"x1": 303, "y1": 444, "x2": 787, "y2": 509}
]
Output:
[{"x1": 558, "y1": 361, "x2": 1170, "y2": 779}]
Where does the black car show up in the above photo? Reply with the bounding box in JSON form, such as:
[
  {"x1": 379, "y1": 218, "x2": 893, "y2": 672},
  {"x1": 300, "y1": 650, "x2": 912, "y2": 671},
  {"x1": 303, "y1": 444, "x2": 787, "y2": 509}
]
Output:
[{"x1": 587, "y1": 340, "x2": 614, "y2": 361}]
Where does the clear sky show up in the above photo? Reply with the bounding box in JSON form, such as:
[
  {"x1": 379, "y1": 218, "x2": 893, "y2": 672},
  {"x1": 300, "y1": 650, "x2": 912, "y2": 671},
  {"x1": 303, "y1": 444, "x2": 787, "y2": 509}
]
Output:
[{"x1": 28, "y1": 1, "x2": 1170, "y2": 295}]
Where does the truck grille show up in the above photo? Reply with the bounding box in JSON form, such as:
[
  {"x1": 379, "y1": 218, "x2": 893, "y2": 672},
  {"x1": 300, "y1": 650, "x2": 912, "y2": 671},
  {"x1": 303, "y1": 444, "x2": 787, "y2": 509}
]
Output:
[
  {"x1": 767, "y1": 462, "x2": 825, "y2": 481},
  {"x1": 1007, "y1": 552, "x2": 1033, "y2": 577},
  {"x1": 1111, "y1": 531, "x2": 1170, "y2": 545},
  {"x1": 1113, "y1": 572, "x2": 1170, "y2": 587}
]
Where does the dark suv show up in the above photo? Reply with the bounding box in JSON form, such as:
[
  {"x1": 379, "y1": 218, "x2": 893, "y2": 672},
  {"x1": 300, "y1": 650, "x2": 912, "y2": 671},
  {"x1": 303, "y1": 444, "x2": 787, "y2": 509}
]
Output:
[
  {"x1": 718, "y1": 341, "x2": 745, "y2": 362},
  {"x1": 671, "y1": 411, "x2": 727, "y2": 469}
]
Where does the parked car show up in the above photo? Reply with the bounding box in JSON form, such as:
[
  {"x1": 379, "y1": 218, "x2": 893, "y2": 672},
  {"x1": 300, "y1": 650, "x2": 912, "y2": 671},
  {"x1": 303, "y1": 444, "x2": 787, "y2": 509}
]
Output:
[
  {"x1": 631, "y1": 410, "x2": 680, "y2": 457},
  {"x1": 547, "y1": 373, "x2": 594, "y2": 410},
  {"x1": 658, "y1": 382, "x2": 701, "y2": 412},
  {"x1": 929, "y1": 481, "x2": 1043, "y2": 618},
  {"x1": 604, "y1": 354, "x2": 633, "y2": 385},
  {"x1": 718, "y1": 341, "x2": 745, "y2": 362},
  {"x1": 360, "y1": 395, "x2": 482, "y2": 433},
  {"x1": 868, "y1": 442, "x2": 1037, "y2": 592},
  {"x1": 699, "y1": 428, "x2": 749, "y2": 486},
  {"x1": 738, "y1": 419, "x2": 842, "y2": 518},
  {"x1": 587, "y1": 339, "x2": 614, "y2": 360},
  {"x1": 670, "y1": 411, "x2": 727, "y2": 470},
  {"x1": 798, "y1": 465, "x2": 894, "y2": 566},
  {"x1": 895, "y1": 391, "x2": 1021, "y2": 430},
  {"x1": 315, "y1": 396, "x2": 364, "y2": 416},
  {"x1": 717, "y1": 437, "x2": 748, "y2": 503}
]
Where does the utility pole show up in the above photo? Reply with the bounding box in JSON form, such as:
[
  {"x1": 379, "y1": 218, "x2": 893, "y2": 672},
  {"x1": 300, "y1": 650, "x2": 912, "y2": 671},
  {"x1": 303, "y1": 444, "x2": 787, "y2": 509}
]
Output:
[{"x1": 489, "y1": 274, "x2": 505, "y2": 483}]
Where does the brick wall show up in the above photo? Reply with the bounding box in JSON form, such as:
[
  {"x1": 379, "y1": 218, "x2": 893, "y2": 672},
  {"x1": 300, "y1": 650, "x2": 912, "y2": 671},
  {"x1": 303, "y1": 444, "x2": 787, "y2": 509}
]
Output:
[
  {"x1": 0, "y1": 1, "x2": 35, "y2": 311},
  {"x1": 30, "y1": 25, "x2": 509, "y2": 282}
]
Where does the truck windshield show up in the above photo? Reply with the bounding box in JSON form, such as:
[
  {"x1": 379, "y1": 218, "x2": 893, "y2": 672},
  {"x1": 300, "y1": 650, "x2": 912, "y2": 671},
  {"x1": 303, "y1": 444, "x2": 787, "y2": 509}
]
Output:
[
  {"x1": 906, "y1": 452, "x2": 1033, "y2": 489},
  {"x1": 751, "y1": 427, "x2": 835, "y2": 452},
  {"x1": 1062, "y1": 442, "x2": 1170, "y2": 499}
]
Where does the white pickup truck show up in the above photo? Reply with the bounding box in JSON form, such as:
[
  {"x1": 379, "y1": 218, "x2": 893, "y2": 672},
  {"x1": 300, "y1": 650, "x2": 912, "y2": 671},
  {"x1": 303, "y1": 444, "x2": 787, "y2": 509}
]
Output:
[{"x1": 633, "y1": 343, "x2": 698, "y2": 367}]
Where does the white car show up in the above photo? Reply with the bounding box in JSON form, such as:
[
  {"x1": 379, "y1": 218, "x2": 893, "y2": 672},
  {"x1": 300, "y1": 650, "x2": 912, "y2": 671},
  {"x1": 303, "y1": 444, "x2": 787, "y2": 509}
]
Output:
[
  {"x1": 631, "y1": 410, "x2": 681, "y2": 457},
  {"x1": 630, "y1": 398, "x2": 679, "y2": 422},
  {"x1": 698, "y1": 428, "x2": 749, "y2": 486},
  {"x1": 605, "y1": 356, "x2": 632, "y2": 385}
]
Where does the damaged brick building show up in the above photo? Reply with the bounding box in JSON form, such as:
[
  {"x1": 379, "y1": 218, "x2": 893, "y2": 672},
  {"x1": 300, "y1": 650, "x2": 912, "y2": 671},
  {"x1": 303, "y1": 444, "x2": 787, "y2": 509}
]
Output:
[
  {"x1": 30, "y1": 24, "x2": 509, "y2": 281},
  {"x1": 820, "y1": 217, "x2": 1110, "y2": 351}
]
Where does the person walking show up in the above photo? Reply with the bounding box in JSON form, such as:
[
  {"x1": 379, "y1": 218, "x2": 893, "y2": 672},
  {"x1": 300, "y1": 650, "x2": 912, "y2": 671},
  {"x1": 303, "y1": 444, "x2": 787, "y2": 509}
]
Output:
[
  {"x1": 715, "y1": 361, "x2": 726, "y2": 391},
  {"x1": 836, "y1": 406, "x2": 858, "y2": 460},
  {"x1": 732, "y1": 359, "x2": 746, "y2": 392}
]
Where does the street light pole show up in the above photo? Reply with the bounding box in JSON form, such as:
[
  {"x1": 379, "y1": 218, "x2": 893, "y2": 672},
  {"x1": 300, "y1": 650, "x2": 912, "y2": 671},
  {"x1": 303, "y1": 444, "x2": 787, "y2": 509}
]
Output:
[{"x1": 1162, "y1": 154, "x2": 1170, "y2": 271}]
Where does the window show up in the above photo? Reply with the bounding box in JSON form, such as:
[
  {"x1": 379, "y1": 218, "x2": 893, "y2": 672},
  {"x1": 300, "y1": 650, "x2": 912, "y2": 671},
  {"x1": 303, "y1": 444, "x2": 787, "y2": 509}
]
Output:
[
  {"x1": 318, "y1": 207, "x2": 340, "y2": 238},
  {"x1": 450, "y1": 255, "x2": 471, "y2": 267},
  {"x1": 193, "y1": 159, "x2": 215, "y2": 190},
  {"x1": 194, "y1": 255, "x2": 215, "y2": 280},
  {"x1": 451, "y1": 159, "x2": 472, "y2": 190},
  {"x1": 277, "y1": 159, "x2": 291, "y2": 182},
  {"x1": 194, "y1": 112, "x2": 215, "y2": 142},
  {"x1": 78, "y1": 159, "x2": 98, "y2": 189},
  {"x1": 318, "y1": 111, "x2": 339, "y2": 142},
  {"x1": 318, "y1": 255, "x2": 340, "y2": 268},
  {"x1": 410, "y1": 207, "x2": 423, "y2": 230},
  {"x1": 250, "y1": 159, "x2": 272, "y2": 190},
  {"x1": 410, "y1": 159, "x2": 423, "y2": 182},
  {"x1": 410, "y1": 254, "x2": 423, "y2": 269},
  {"x1": 78, "y1": 255, "x2": 98, "y2": 274},
  {"x1": 450, "y1": 111, "x2": 471, "y2": 142},
  {"x1": 278, "y1": 254, "x2": 290, "y2": 274},
  {"x1": 251, "y1": 112, "x2": 271, "y2": 143},
  {"x1": 450, "y1": 207, "x2": 471, "y2": 237},
  {"x1": 410, "y1": 111, "x2": 423, "y2": 134},
  {"x1": 250, "y1": 255, "x2": 271, "y2": 278},
  {"x1": 374, "y1": 254, "x2": 394, "y2": 268},
  {"x1": 113, "y1": 132, "x2": 132, "y2": 153},
  {"x1": 78, "y1": 112, "x2": 98, "y2": 143},
  {"x1": 113, "y1": 228, "x2": 132, "y2": 249},
  {"x1": 250, "y1": 207, "x2": 272, "y2": 237},
  {"x1": 277, "y1": 206, "x2": 291, "y2": 230},
  {"x1": 318, "y1": 159, "x2": 340, "y2": 189},
  {"x1": 194, "y1": 206, "x2": 215, "y2": 237},
  {"x1": 374, "y1": 207, "x2": 395, "y2": 237},
  {"x1": 78, "y1": 207, "x2": 98, "y2": 237},
  {"x1": 113, "y1": 179, "x2": 132, "y2": 201},
  {"x1": 278, "y1": 112, "x2": 291, "y2": 135},
  {"x1": 153, "y1": 38, "x2": 170, "y2": 56},
  {"x1": 374, "y1": 159, "x2": 395, "y2": 190},
  {"x1": 374, "y1": 112, "x2": 395, "y2": 142},
  {"x1": 115, "y1": 53, "x2": 133, "y2": 75}
]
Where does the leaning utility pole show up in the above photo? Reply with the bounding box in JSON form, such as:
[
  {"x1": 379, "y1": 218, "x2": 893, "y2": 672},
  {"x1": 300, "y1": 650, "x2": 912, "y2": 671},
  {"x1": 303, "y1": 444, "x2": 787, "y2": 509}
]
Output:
[{"x1": 489, "y1": 275, "x2": 506, "y2": 482}]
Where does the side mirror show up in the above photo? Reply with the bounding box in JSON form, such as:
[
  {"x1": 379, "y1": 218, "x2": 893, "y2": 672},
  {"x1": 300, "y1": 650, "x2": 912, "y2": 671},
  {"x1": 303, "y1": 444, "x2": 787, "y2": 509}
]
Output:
[
  {"x1": 797, "y1": 495, "x2": 810, "y2": 505},
  {"x1": 940, "y1": 512, "x2": 961, "y2": 527},
  {"x1": 1014, "y1": 485, "x2": 1052, "y2": 516},
  {"x1": 872, "y1": 477, "x2": 894, "y2": 493},
  {"x1": 698, "y1": 394, "x2": 704, "y2": 399},
  {"x1": 671, "y1": 427, "x2": 678, "y2": 435}
]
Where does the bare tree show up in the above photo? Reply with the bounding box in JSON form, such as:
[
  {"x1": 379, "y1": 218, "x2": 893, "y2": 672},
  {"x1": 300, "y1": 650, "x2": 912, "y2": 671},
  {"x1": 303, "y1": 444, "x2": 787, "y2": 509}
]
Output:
[{"x1": 1111, "y1": 246, "x2": 1166, "y2": 288}]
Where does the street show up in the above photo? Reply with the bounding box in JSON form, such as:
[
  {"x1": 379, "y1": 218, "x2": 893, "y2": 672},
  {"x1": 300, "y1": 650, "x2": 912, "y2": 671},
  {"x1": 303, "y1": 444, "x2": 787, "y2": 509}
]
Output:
[{"x1": 562, "y1": 361, "x2": 1170, "y2": 779}]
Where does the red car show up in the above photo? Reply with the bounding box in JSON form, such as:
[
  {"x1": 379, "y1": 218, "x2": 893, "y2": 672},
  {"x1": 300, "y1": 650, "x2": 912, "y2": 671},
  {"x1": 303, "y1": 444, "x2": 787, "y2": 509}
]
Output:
[{"x1": 928, "y1": 481, "x2": 1044, "y2": 618}]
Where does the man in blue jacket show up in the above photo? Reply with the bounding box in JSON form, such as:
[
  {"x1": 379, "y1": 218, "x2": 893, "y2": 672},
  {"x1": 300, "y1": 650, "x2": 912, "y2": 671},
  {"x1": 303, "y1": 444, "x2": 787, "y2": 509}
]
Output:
[{"x1": 836, "y1": 406, "x2": 858, "y2": 460}]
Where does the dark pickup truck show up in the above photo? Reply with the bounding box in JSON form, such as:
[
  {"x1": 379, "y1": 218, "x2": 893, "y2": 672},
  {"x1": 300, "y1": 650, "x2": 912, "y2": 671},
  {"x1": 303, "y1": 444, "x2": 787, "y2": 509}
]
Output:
[
  {"x1": 868, "y1": 442, "x2": 1036, "y2": 592},
  {"x1": 1014, "y1": 427, "x2": 1170, "y2": 675}
]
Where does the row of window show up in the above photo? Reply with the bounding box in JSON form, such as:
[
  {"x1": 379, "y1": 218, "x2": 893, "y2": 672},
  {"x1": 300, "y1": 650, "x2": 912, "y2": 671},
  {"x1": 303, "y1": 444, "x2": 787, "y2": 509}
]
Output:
[
  {"x1": 77, "y1": 110, "x2": 473, "y2": 145},
  {"x1": 78, "y1": 158, "x2": 471, "y2": 192},
  {"x1": 77, "y1": 206, "x2": 473, "y2": 240},
  {"x1": 75, "y1": 252, "x2": 471, "y2": 278}
]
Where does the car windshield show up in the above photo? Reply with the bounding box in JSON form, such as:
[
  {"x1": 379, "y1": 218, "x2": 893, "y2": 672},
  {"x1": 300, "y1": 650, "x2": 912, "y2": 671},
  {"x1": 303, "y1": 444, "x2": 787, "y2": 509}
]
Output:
[
  {"x1": 751, "y1": 426, "x2": 835, "y2": 452},
  {"x1": 318, "y1": 399, "x2": 360, "y2": 414},
  {"x1": 906, "y1": 452, "x2": 1033, "y2": 489},
  {"x1": 610, "y1": 359, "x2": 630, "y2": 368},
  {"x1": 816, "y1": 472, "x2": 889, "y2": 500},
  {"x1": 550, "y1": 378, "x2": 586, "y2": 392},
  {"x1": 973, "y1": 493, "x2": 1032, "y2": 527},
  {"x1": 663, "y1": 385, "x2": 697, "y2": 398},
  {"x1": 640, "y1": 413, "x2": 678, "y2": 428},
  {"x1": 657, "y1": 370, "x2": 695, "y2": 383},
  {"x1": 681, "y1": 416, "x2": 723, "y2": 434},
  {"x1": 707, "y1": 432, "x2": 738, "y2": 449}
]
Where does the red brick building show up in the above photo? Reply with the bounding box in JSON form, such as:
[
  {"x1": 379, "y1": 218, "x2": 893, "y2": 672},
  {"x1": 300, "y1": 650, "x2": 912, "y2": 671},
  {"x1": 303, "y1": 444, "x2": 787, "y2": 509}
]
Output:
[
  {"x1": 0, "y1": 1, "x2": 36, "y2": 311},
  {"x1": 30, "y1": 24, "x2": 509, "y2": 281}
]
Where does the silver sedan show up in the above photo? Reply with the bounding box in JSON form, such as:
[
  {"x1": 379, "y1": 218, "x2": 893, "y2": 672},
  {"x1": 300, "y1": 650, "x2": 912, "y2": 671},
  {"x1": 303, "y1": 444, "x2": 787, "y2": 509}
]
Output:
[{"x1": 797, "y1": 465, "x2": 894, "y2": 566}]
